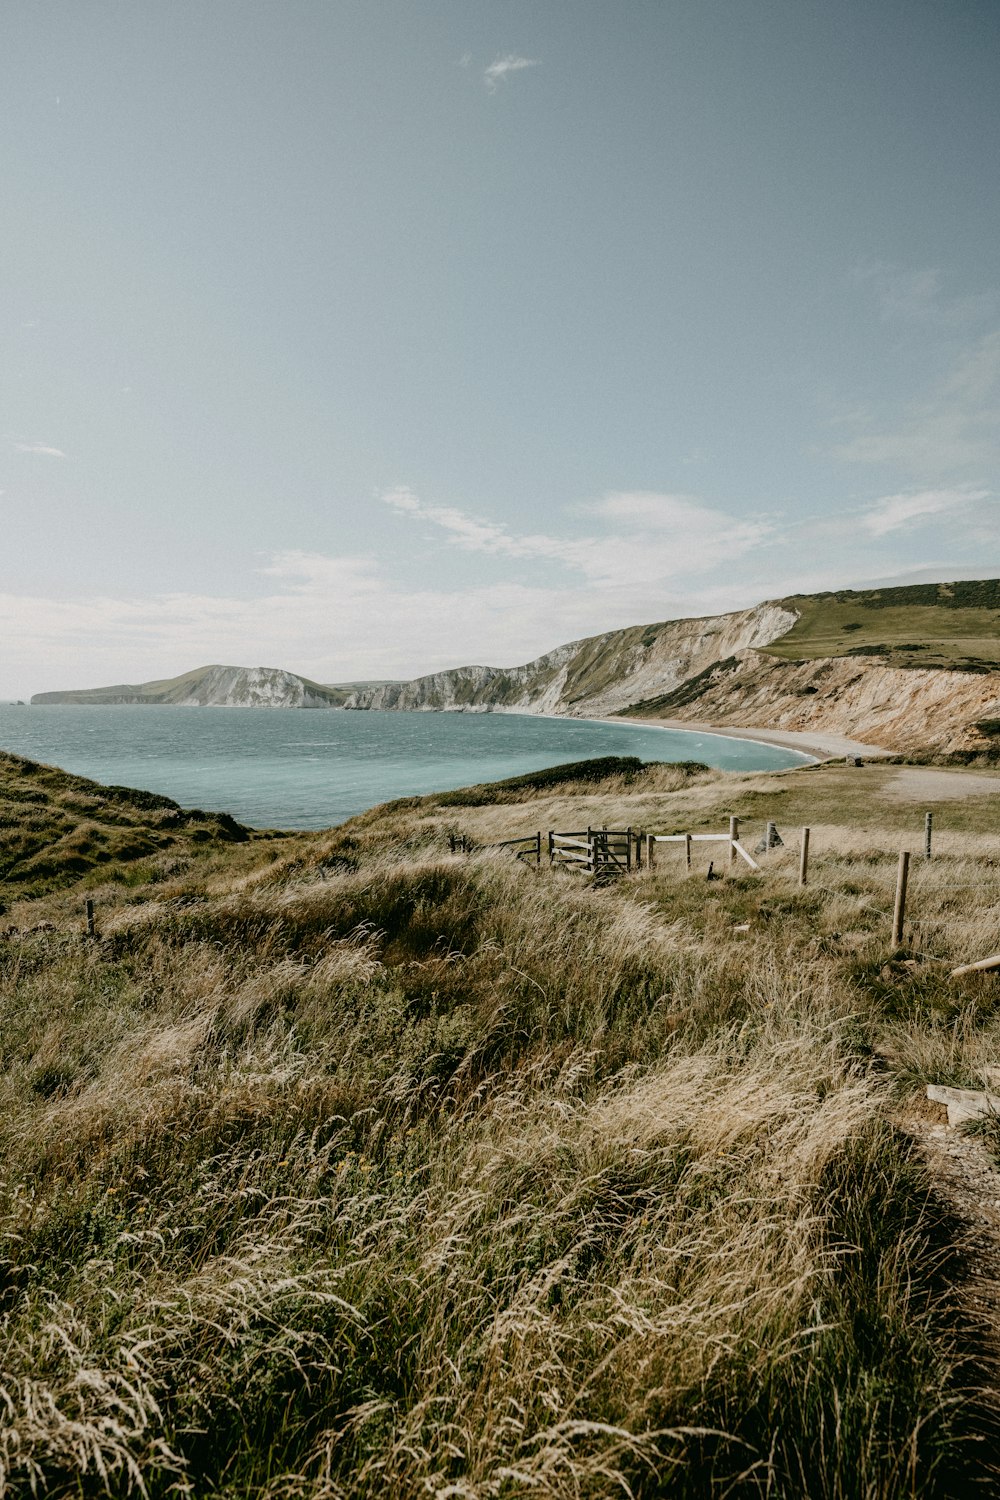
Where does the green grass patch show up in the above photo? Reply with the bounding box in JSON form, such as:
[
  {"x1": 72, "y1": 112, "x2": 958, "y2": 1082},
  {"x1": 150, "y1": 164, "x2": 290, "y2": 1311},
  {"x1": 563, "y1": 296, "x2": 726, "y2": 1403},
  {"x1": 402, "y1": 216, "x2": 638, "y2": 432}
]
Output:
[{"x1": 764, "y1": 579, "x2": 1000, "y2": 667}]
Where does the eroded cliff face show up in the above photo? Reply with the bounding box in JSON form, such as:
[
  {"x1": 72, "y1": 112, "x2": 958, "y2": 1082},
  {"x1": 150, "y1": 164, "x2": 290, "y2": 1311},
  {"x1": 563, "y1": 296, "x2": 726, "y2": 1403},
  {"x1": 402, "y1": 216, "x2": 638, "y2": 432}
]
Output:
[
  {"x1": 344, "y1": 603, "x2": 799, "y2": 717},
  {"x1": 342, "y1": 643, "x2": 580, "y2": 715},
  {"x1": 169, "y1": 666, "x2": 336, "y2": 708},
  {"x1": 647, "y1": 650, "x2": 1000, "y2": 753}
]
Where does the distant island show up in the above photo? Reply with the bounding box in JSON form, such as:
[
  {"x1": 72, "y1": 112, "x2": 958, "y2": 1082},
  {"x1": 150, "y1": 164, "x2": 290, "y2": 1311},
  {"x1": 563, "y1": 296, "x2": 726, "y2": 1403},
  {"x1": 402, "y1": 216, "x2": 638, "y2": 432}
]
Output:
[{"x1": 31, "y1": 578, "x2": 1000, "y2": 756}]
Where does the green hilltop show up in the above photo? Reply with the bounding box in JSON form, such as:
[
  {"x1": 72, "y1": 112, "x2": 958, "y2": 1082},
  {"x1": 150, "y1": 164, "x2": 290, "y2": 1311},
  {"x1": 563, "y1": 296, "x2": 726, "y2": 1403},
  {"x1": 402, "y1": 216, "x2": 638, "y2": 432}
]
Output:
[{"x1": 764, "y1": 578, "x2": 1000, "y2": 670}]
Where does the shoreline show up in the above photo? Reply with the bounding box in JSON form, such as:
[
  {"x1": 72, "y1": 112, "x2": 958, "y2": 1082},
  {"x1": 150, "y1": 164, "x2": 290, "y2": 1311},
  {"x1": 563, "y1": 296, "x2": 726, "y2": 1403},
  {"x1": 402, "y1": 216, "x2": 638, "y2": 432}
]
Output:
[{"x1": 598, "y1": 715, "x2": 893, "y2": 764}]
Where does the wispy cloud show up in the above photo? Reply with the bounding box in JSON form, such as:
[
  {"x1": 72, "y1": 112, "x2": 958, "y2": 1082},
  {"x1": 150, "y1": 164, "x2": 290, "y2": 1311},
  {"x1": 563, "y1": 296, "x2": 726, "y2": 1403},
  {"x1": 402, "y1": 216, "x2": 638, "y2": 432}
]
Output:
[
  {"x1": 835, "y1": 328, "x2": 1000, "y2": 478},
  {"x1": 11, "y1": 440, "x2": 66, "y2": 458},
  {"x1": 834, "y1": 268, "x2": 1000, "y2": 480},
  {"x1": 861, "y1": 486, "x2": 991, "y2": 538},
  {"x1": 2, "y1": 486, "x2": 779, "y2": 695},
  {"x1": 853, "y1": 261, "x2": 998, "y2": 330},
  {"x1": 383, "y1": 486, "x2": 773, "y2": 586},
  {"x1": 483, "y1": 54, "x2": 539, "y2": 93}
]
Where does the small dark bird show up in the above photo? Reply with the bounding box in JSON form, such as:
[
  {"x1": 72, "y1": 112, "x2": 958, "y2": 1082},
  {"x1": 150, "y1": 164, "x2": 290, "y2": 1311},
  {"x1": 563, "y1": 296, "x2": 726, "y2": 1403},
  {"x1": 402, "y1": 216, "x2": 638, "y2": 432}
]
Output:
[{"x1": 706, "y1": 861, "x2": 721, "y2": 881}]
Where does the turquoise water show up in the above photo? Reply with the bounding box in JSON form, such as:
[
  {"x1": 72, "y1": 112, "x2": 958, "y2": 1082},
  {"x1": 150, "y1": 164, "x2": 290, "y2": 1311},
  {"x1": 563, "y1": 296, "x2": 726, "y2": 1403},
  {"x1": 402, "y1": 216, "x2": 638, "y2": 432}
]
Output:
[{"x1": 0, "y1": 705, "x2": 810, "y2": 829}]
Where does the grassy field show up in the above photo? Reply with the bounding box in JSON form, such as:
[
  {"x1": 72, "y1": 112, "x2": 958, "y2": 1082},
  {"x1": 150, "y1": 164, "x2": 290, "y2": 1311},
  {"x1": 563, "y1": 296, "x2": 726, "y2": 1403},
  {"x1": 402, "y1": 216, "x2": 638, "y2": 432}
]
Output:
[
  {"x1": 764, "y1": 580, "x2": 1000, "y2": 669},
  {"x1": 4, "y1": 752, "x2": 1000, "y2": 1496}
]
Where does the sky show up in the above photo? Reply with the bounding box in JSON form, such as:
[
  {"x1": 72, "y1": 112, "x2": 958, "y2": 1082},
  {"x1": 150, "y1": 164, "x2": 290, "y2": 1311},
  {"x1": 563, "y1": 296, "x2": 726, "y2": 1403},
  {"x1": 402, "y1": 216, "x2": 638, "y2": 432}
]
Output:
[{"x1": 2, "y1": 0, "x2": 999, "y2": 696}]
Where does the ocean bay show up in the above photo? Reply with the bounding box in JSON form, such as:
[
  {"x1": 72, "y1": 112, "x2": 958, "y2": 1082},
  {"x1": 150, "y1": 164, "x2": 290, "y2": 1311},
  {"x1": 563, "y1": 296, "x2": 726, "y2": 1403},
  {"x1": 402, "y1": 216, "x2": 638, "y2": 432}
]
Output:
[{"x1": 0, "y1": 705, "x2": 809, "y2": 829}]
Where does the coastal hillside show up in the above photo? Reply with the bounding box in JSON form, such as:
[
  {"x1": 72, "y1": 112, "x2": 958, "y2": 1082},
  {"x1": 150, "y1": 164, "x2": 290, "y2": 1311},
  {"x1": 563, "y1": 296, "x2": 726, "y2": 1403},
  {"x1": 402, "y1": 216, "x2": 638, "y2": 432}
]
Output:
[
  {"x1": 4, "y1": 748, "x2": 1000, "y2": 1495},
  {"x1": 31, "y1": 580, "x2": 1000, "y2": 754},
  {"x1": 344, "y1": 601, "x2": 798, "y2": 714},
  {"x1": 33, "y1": 664, "x2": 354, "y2": 709},
  {"x1": 345, "y1": 579, "x2": 1000, "y2": 755}
]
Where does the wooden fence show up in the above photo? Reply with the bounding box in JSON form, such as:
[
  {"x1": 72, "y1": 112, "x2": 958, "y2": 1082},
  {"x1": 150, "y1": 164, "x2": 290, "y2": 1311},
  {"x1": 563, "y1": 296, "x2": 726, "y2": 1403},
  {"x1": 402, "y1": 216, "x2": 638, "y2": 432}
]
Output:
[
  {"x1": 549, "y1": 827, "x2": 637, "y2": 878},
  {"x1": 447, "y1": 816, "x2": 934, "y2": 952}
]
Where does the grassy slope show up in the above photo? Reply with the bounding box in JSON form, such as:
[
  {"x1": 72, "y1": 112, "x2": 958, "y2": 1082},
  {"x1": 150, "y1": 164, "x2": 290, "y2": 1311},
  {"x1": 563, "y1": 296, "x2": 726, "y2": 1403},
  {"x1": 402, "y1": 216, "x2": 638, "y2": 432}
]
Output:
[
  {"x1": 0, "y1": 751, "x2": 277, "y2": 904},
  {"x1": 5, "y1": 753, "x2": 1000, "y2": 1495},
  {"x1": 764, "y1": 580, "x2": 1000, "y2": 669}
]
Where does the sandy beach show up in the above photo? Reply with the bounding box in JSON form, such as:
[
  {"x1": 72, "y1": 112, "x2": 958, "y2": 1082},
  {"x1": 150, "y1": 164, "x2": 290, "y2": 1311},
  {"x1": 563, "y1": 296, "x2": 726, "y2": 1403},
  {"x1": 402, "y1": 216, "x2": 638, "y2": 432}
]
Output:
[{"x1": 607, "y1": 715, "x2": 893, "y2": 763}]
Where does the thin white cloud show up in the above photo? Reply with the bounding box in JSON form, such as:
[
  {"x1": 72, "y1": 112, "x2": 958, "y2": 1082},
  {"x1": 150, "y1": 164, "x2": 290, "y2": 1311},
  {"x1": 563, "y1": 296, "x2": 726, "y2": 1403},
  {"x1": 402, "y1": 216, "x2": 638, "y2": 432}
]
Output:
[
  {"x1": 835, "y1": 266, "x2": 1000, "y2": 480},
  {"x1": 483, "y1": 54, "x2": 539, "y2": 92},
  {"x1": 8, "y1": 527, "x2": 1000, "y2": 700},
  {"x1": 12, "y1": 440, "x2": 66, "y2": 458},
  {"x1": 852, "y1": 261, "x2": 998, "y2": 330},
  {"x1": 383, "y1": 486, "x2": 773, "y2": 586},
  {"x1": 1, "y1": 554, "x2": 716, "y2": 698},
  {"x1": 835, "y1": 330, "x2": 1000, "y2": 477},
  {"x1": 861, "y1": 487, "x2": 991, "y2": 538}
]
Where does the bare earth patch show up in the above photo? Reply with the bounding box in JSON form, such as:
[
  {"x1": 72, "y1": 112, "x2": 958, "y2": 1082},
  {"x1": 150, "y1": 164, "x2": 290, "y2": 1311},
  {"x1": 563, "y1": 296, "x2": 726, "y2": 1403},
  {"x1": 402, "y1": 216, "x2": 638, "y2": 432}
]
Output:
[{"x1": 884, "y1": 768, "x2": 1000, "y2": 801}]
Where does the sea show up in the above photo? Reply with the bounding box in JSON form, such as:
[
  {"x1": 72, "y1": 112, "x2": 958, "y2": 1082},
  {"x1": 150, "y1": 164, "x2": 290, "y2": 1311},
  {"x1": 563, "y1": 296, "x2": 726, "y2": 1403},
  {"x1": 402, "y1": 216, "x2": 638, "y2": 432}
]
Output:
[{"x1": 0, "y1": 705, "x2": 811, "y2": 830}]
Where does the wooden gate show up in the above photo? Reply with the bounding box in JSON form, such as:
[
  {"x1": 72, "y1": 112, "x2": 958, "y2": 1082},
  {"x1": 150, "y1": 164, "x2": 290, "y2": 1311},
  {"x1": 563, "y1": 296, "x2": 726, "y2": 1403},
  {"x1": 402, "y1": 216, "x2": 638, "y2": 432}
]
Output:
[
  {"x1": 548, "y1": 827, "x2": 636, "y2": 879},
  {"x1": 548, "y1": 830, "x2": 593, "y2": 871},
  {"x1": 590, "y1": 828, "x2": 633, "y2": 878}
]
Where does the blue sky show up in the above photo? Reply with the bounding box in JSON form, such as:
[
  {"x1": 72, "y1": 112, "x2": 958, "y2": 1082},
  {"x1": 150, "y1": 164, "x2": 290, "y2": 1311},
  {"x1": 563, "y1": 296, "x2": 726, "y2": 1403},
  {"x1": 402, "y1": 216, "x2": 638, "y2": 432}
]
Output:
[{"x1": 3, "y1": 0, "x2": 999, "y2": 695}]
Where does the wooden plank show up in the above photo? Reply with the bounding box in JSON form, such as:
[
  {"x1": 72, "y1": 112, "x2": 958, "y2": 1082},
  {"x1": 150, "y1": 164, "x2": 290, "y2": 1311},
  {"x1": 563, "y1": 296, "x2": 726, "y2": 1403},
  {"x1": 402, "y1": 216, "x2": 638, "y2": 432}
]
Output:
[
  {"x1": 650, "y1": 833, "x2": 733, "y2": 844},
  {"x1": 951, "y1": 953, "x2": 1000, "y2": 978},
  {"x1": 732, "y1": 841, "x2": 761, "y2": 872}
]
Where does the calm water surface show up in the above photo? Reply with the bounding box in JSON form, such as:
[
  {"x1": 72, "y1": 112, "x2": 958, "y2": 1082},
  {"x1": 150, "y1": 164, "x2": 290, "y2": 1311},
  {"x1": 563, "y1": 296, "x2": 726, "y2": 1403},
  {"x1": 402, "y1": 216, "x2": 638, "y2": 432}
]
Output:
[{"x1": 0, "y1": 706, "x2": 810, "y2": 829}]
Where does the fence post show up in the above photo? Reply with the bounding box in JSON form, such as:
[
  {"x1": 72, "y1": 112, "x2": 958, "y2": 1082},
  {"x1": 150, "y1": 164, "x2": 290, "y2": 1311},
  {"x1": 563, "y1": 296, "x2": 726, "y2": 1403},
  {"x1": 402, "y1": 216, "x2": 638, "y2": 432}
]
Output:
[
  {"x1": 892, "y1": 850, "x2": 910, "y2": 949},
  {"x1": 536, "y1": 831, "x2": 542, "y2": 867},
  {"x1": 798, "y1": 827, "x2": 810, "y2": 887},
  {"x1": 647, "y1": 833, "x2": 655, "y2": 870},
  {"x1": 85, "y1": 898, "x2": 95, "y2": 938},
  {"x1": 729, "y1": 816, "x2": 739, "y2": 867},
  {"x1": 684, "y1": 832, "x2": 692, "y2": 872},
  {"x1": 634, "y1": 829, "x2": 641, "y2": 871},
  {"x1": 924, "y1": 812, "x2": 933, "y2": 861},
  {"x1": 548, "y1": 830, "x2": 554, "y2": 865},
  {"x1": 765, "y1": 821, "x2": 776, "y2": 855}
]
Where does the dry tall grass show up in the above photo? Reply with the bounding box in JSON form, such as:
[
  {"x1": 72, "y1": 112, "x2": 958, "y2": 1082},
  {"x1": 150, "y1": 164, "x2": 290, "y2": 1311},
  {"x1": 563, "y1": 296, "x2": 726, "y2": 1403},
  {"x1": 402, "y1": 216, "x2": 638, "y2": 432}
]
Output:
[{"x1": 3, "y1": 761, "x2": 1000, "y2": 1496}]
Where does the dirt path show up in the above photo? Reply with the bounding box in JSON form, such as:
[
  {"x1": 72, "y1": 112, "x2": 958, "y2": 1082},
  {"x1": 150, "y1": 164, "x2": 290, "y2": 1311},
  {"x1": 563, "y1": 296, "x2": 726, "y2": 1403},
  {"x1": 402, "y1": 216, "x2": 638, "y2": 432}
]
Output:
[
  {"x1": 906, "y1": 1112, "x2": 1000, "y2": 1475},
  {"x1": 914, "y1": 1119, "x2": 1000, "y2": 1335}
]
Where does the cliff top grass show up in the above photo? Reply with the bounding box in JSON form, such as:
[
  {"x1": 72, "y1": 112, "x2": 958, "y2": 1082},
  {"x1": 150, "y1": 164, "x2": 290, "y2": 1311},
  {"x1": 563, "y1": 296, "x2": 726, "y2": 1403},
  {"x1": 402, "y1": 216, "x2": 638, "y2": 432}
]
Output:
[
  {"x1": 765, "y1": 578, "x2": 1000, "y2": 669},
  {"x1": 6, "y1": 751, "x2": 1000, "y2": 1496}
]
